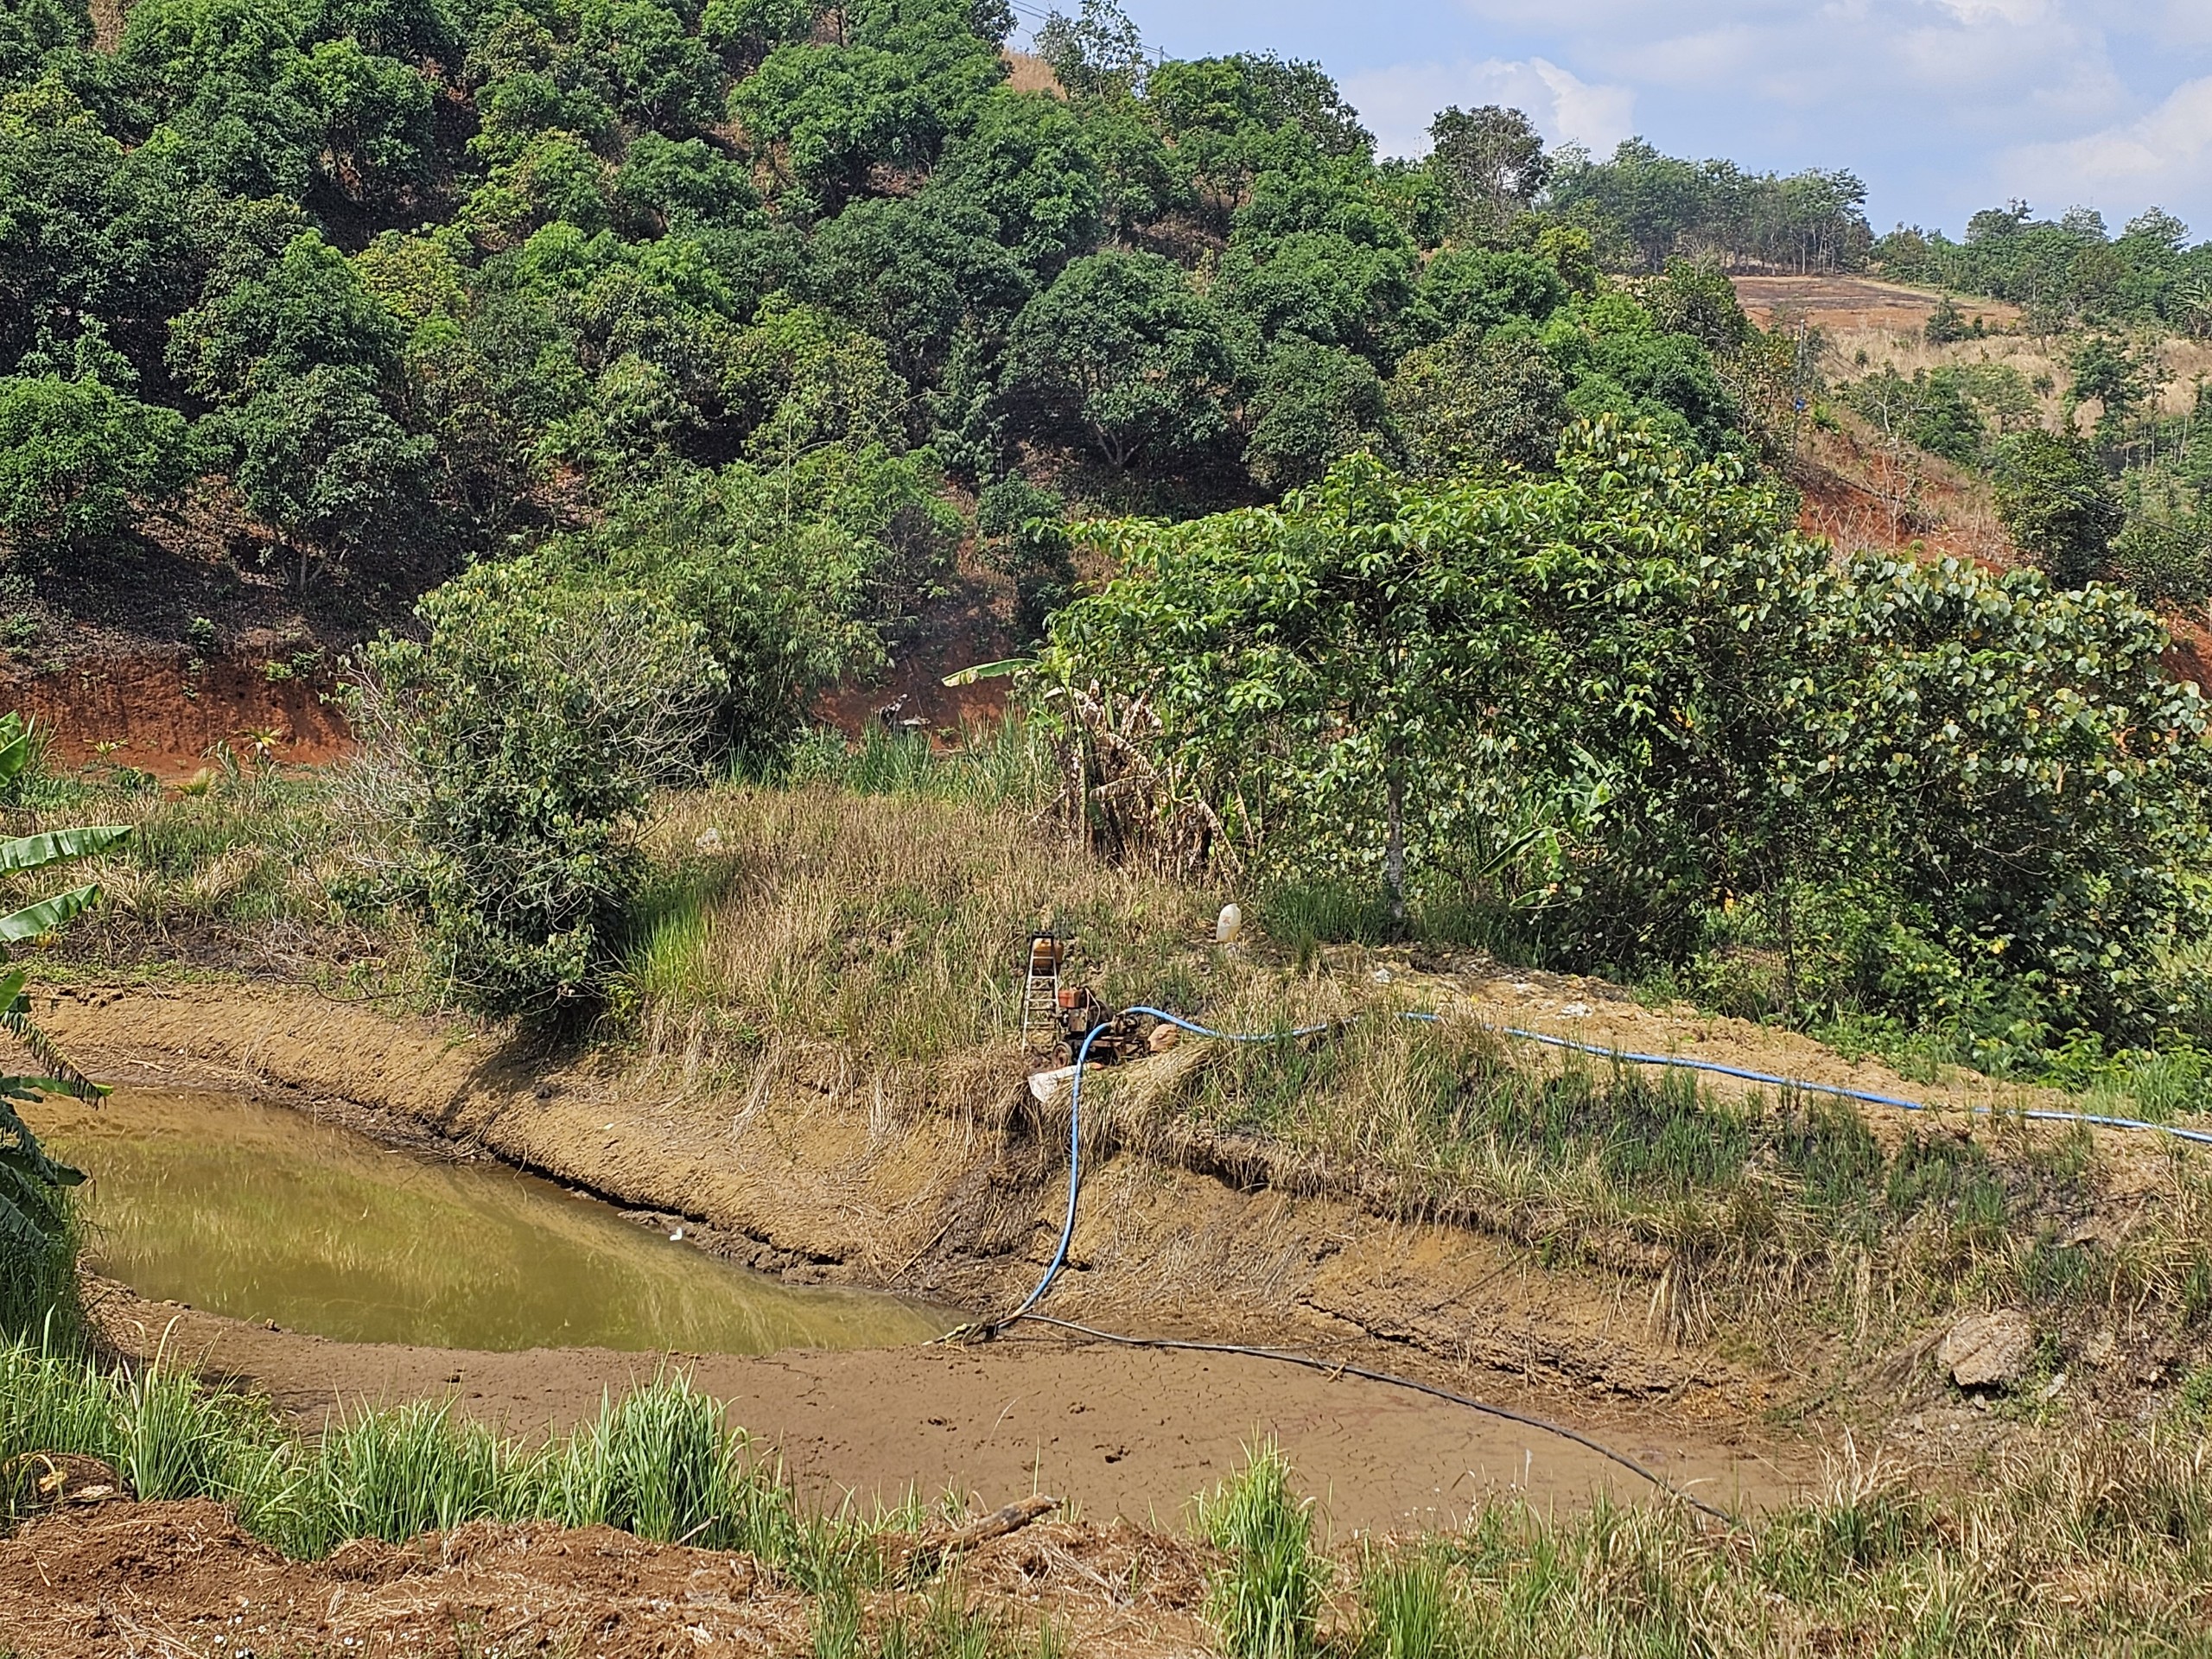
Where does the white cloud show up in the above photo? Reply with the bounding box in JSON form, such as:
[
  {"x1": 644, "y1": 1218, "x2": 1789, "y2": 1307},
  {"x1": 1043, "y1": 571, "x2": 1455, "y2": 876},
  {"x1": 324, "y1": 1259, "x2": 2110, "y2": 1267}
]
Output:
[
  {"x1": 1342, "y1": 56, "x2": 1636, "y2": 158},
  {"x1": 2008, "y1": 74, "x2": 2212, "y2": 216}
]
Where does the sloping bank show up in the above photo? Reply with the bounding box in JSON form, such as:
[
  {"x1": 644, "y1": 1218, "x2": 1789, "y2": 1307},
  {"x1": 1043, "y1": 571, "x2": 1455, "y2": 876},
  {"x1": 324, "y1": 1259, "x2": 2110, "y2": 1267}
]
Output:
[{"x1": 38, "y1": 982, "x2": 1739, "y2": 1403}]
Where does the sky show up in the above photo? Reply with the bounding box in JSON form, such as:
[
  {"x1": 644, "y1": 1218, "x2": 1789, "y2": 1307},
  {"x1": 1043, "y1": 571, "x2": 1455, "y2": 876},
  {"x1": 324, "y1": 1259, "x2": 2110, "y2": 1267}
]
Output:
[{"x1": 1017, "y1": 2, "x2": 2212, "y2": 242}]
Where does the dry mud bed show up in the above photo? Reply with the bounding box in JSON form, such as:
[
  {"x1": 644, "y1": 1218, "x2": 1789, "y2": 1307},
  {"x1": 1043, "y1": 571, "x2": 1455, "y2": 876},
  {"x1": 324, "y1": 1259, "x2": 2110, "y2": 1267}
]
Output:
[
  {"x1": 31, "y1": 982, "x2": 1952, "y2": 1529},
  {"x1": 0, "y1": 1498, "x2": 1217, "y2": 1659}
]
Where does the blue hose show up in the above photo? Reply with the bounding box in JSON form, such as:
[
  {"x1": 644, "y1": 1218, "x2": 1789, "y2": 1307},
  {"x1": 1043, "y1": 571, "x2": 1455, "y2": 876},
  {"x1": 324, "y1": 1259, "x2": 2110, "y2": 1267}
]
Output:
[{"x1": 997, "y1": 1001, "x2": 2212, "y2": 1330}]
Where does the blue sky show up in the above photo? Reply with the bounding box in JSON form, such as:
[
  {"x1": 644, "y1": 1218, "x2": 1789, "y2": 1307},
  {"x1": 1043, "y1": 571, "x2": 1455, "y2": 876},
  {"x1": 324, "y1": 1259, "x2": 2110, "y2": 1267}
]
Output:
[{"x1": 1021, "y1": 2, "x2": 2212, "y2": 241}]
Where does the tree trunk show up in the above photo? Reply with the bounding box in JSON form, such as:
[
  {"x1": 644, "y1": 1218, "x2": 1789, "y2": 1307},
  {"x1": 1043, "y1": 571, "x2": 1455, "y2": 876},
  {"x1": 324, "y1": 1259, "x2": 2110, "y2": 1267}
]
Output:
[{"x1": 1384, "y1": 767, "x2": 1405, "y2": 926}]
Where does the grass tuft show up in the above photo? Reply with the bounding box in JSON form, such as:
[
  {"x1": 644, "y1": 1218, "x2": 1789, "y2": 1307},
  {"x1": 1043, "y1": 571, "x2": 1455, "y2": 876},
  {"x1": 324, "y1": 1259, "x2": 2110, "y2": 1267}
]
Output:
[{"x1": 1196, "y1": 1439, "x2": 1325, "y2": 1659}]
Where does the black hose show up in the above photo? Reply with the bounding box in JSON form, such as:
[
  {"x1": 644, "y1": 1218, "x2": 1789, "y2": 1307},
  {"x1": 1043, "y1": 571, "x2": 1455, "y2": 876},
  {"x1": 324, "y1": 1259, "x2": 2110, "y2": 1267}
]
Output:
[{"x1": 1011, "y1": 1313, "x2": 1739, "y2": 1526}]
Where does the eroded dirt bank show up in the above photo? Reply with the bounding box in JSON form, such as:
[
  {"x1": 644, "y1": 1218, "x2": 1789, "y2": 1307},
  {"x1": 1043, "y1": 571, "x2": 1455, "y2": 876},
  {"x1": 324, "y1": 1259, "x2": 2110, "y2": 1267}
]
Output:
[{"x1": 41, "y1": 982, "x2": 1781, "y2": 1396}]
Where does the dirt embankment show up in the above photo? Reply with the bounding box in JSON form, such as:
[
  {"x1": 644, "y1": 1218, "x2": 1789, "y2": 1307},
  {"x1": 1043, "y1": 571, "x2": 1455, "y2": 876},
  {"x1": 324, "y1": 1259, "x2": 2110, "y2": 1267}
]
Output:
[
  {"x1": 45, "y1": 982, "x2": 1830, "y2": 1528},
  {"x1": 1, "y1": 652, "x2": 352, "y2": 779}
]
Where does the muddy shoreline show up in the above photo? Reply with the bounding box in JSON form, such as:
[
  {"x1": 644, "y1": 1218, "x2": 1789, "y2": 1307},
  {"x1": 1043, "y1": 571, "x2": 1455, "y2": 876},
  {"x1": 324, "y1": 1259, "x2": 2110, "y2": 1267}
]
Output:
[{"x1": 37, "y1": 982, "x2": 1832, "y2": 1525}]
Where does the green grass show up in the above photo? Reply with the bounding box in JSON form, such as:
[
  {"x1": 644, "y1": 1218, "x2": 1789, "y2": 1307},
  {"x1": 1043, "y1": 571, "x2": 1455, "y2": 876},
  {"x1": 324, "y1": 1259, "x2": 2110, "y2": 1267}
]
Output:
[
  {"x1": 0, "y1": 763, "x2": 401, "y2": 982},
  {"x1": 1085, "y1": 988, "x2": 2212, "y2": 1347},
  {"x1": 778, "y1": 717, "x2": 1056, "y2": 812},
  {"x1": 7, "y1": 1337, "x2": 2212, "y2": 1655},
  {"x1": 0, "y1": 1338, "x2": 1047, "y2": 1659},
  {"x1": 1343, "y1": 1439, "x2": 2212, "y2": 1659},
  {"x1": 1197, "y1": 1440, "x2": 1325, "y2": 1659},
  {"x1": 0, "y1": 1185, "x2": 80, "y2": 1350},
  {"x1": 627, "y1": 781, "x2": 1217, "y2": 1075},
  {"x1": 0, "y1": 1340, "x2": 828, "y2": 1566}
]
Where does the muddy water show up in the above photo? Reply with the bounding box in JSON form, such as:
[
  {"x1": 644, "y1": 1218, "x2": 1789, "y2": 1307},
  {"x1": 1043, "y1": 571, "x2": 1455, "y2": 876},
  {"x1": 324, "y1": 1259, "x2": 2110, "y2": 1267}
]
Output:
[{"x1": 31, "y1": 1089, "x2": 953, "y2": 1353}]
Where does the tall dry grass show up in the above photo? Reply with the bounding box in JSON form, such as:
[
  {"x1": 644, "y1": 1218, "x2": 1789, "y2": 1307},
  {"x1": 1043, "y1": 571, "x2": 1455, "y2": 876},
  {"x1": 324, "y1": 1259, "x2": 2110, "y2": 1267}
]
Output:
[{"x1": 622, "y1": 780, "x2": 1217, "y2": 1088}]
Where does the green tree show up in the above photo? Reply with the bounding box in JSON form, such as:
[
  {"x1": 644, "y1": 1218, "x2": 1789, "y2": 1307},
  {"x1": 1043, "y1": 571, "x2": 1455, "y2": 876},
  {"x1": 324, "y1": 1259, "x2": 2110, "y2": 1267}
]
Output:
[
  {"x1": 0, "y1": 374, "x2": 200, "y2": 551},
  {"x1": 552, "y1": 448, "x2": 950, "y2": 750},
  {"x1": 1385, "y1": 327, "x2": 1565, "y2": 478},
  {"x1": 0, "y1": 80, "x2": 201, "y2": 380},
  {"x1": 1245, "y1": 335, "x2": 1387, "y2": 492},
  {"x1": 280, "y1": 37, "x2": 435, "y2": 198},
  {"x1": 1993, "y1": 429, "x2": 2123, "y2": 585},
  {"x1": 1043, "y1": 420, "x2": 1825, "y2": 940},
  {"x1": 575, "y1": 0, "x2": 721, "y2": 134},
  {"x1": 700, "y1": 0, "x2": 814, "y2": 72},
  {"x1": 1215, "y1": 228, "x2": 1414, "y2": 364},
  {"x1": 306, "y1": 0, "x2": 460, "y2": 67},
  {"x1": 1033, "y1": 0, "x2": 1145, "y2": 96},
  {"x1": 1426, "y1": 103, "x2": 1548, "y2": 235},
  {"x1": 722, "y1": 295, "x2": 910, "y2": 462},
  {"x1": 0, "y1": 0, "x2": 92, "y2": 86},
  {"x1": 923, "y1": 88, "x2": 1101, "y2": 276},
  {"x1": 1006, "y1": 250, "x2": 1238, "y2": 471},
  {"x1": 976, "y1": 471, "x2": 1073, "y2": 643},
  {"x1": 168, "y1": 230, "x2": 406, "y2": 398},
  {"x1": 214, "y1": 364, "x2": 435, "y2": 580},
  {"x1": 1414, "y1": 246, "x2": 1568, "y2": 341},
  {"x1": 1810, "y1": 558, "x2": 2212, "y2": 1037},
  {"x1": 1643, "y1": 258, "x2": 1750, "y2": 353},
  {"x1": 808, "y1": 195, "x2": 1032, "y2": 379},
  {"x1": 2066, "y1": 332, "x2": 2152, "y2": 449}
]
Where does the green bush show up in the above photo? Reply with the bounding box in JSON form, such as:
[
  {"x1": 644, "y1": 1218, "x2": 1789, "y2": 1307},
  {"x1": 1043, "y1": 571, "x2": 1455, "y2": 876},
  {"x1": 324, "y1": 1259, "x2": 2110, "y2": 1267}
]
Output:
[
  {"x1": 0, "y1": 374, "x2": 200, "y2": 552},
  {"x1": 1993, "y1": 429, "x2": 2124, "y2": 586},
  {"x1": 1042, "y1": 425, "x2": 2212, "y2": 1039},
  {"x1": 354, "y1": 560, "x2": 724, "y2": 1024}
]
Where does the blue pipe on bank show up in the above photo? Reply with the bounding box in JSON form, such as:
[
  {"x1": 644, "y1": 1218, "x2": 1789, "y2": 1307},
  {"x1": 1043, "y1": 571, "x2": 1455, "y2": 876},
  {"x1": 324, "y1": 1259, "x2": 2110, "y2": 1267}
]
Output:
[{"x1": 1000, "y1": 1002, "x2": 2212, "y2": 1331}]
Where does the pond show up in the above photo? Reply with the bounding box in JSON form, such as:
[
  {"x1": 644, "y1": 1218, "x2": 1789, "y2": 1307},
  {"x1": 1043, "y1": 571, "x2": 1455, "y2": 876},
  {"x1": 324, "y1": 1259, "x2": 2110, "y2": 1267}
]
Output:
[{"x1": 30, "y1": 1087, "x2": 955, "y2": 1355}]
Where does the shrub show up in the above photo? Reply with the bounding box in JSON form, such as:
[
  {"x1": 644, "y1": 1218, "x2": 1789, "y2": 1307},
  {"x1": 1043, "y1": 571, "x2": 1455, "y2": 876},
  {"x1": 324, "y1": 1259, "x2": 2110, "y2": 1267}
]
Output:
[
  {"x1": 1042, "y1": 427, "x2": 2212, "y2": 1038},
  {"x1": 0, "y1": 374, "x2": 200, "y2": 553},
  {"x1": 352, "y1": 561, "x2": 723, "y2": 1025}
]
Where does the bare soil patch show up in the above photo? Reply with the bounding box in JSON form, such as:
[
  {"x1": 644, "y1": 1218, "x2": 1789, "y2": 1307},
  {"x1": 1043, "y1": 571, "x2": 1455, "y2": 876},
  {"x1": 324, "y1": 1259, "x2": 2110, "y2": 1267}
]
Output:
[
  {"x1": 0, "y1": 1498, "x2": 1215, "y2": 1659},
  {"x1": 0, "y1": 651, "x2": 353, "y2": 779},
  {"x1": 1732, "y1": 274, "x2": 2022, "y2": 334}
]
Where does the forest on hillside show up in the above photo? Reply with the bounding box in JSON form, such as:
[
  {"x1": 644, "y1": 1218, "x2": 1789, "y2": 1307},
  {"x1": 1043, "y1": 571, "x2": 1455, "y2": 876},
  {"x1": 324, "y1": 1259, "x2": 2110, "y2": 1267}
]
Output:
[{"x1": 0, "y1": 0, "x2": 1864, "y2": 615}]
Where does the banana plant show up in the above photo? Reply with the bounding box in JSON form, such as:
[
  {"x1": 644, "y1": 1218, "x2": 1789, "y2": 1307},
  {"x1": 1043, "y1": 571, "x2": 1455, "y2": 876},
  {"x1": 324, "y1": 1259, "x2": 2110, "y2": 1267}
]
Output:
[{"x1": 0, "y1": 715, "x2": 130, "y2": 1262}]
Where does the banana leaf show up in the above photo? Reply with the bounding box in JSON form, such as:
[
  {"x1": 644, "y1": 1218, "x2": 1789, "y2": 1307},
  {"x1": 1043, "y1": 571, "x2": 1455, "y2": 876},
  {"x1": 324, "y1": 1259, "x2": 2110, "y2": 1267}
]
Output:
[
  {"x1": 940, "y1": 658, "x2": 1033, "y2": 687},
  {"x1": 0, "y1": 716, "x2": 28, "y2": 789},
  {"x1": 0, "y1": 827, "x2": 131, "y2": 874},
  {"x1": 0, "y1": 882, "x2": 102, "y2": 944},
  {"x1": 0, "y1": 966, "x2": 105, "y2": 1102}
]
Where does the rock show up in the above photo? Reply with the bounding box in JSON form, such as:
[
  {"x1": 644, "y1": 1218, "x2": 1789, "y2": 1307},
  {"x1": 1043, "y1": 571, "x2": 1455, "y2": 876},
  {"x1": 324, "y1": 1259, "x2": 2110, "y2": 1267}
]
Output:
[
  {"x1": 1147, "y1": 1022, "x2": 1179, "y2": 1053},
  {"x1": 1938, "y1": 1310, "x2": 2037, "y2": 1390}
]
